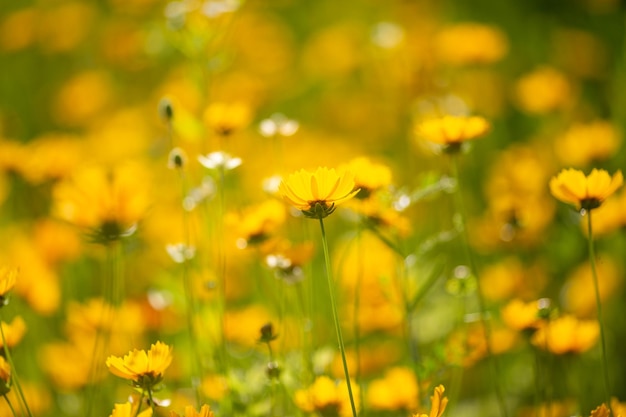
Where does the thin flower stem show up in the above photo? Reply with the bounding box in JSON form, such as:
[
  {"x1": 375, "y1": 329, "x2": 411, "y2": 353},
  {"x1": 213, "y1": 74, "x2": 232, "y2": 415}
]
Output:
[
  {"x1": 147, "y1": 387, "x2": 156, "y2": 414},
  {"x1": 178, "y1": 170, "x2": 203, "y2": 407},
  {"x1": 318, "y1": 218, "x2": 358, "y2": 417},
  {"x1": 0, "y1": 319, "x2": 32, "y2": 417},
  {"x1": 450, "y1": 155, "x2": 508, "y2": 417},
  {"x1": 586, "y1": 212, "x2": 612, "y2": 410},
  {"x1": 3, "y1": 394, "x2": 17, "y2": 417},
  {"x1": 134, "y1": 390, "x2": 146, "y2": 417}
]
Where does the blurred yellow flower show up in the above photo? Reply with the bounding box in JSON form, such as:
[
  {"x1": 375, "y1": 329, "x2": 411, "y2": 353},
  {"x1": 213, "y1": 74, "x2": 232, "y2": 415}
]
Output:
[
  {"x1": 590, "y1": 403, "x2": 610, "y2": 417},
  {"x1": 0, "y1": 316, "x2": 27, "y2": 349},
  {"x1": 203, "y1": 102, "x2": 252, "y2": 137},
  {"x1": 0, "y1": 8, "x2": 37, "y2": 52},
  {"x1": 37, "y1": 2, "x2": 95, "y2": 54},
  {"x1": 549, "y1": 168, "x2": 623, "y2": 211},
  {"x1": 106, "y1": 341, "x2": 173, "y2": 385},
  {"x1": 366, "y1": 367, "x2": 418, "y2": 411},
  {"x1": 109, "y1": 402, "x2": 153, "y2": 417},
  {"x1": 501, "y1": 299, "x2": 545, "y2": 331},
  {"x1": 554, "y1": 121, "x2": 621, "y2": 167},
  {"x1": 52, "y1": 70, "x2": 113, "y2": 126},
  {"x1": 294, "y1": 376, "x2": 361, "y2": 417},
  {"x1": 562, "y1": 258, "x2": 621, "y2": 317},
  {"x1": 341, "y1": 156, "x2": 393, "y2": 197},
  {"x1": 169, "y1": 405, "x2": 214, "y2": 417},
  {"x1": 415, "y1": 115, "x2": 490, "y2": 150},
  {"x1": 0, "y1": 266, "x2": 17, "y2": 299},
  {"x1": 279, "y1": 167, "x2": 359, "y2": 218},
  {"x1": 53, "y1": 164, "x2": 151, "y2": 242},
  {"x1": 514, "y1": 67, "x2": 573, "y2": 114},
  {"x1": 413, "y1": 384, "x2": 448, "y2": 417},
  {"x1": 225, "y1": 199, "x2": 286, "y2": 247},
  {"x1": 531, "y1": 315, "x2": 599, "y2": 354},
  {"x1": 588, "y1": 190, "x2": 626, "y2": 236},
  {"x1": 435, "y1": 23, "x2": 508, "y2": 66}
]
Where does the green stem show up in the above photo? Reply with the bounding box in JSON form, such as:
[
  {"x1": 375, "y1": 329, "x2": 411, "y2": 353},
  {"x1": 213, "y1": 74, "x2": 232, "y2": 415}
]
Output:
[
  {"x1": 450, "y1": 155, "x2": 508, "y2": 417},
  {"x1": 3, "y1": 394, "x2": 17, "y2": 417},
  {"x1": 318, "y1": 218, "x2": 358, "y2": 417},
  {"x1": 134, "y1": 389, "x2": 146, "y2": 417},
  {"x1": 0, "y1": 319, "x2": 32, "y2": 417},
  {"x1": 147, "y1": 387, "x2": 156, "y2": 414},
  {"x1": 586, "y1": 212, "x2": 612, "y2": 410},
  {"x1": 178, "y1": 170, "x2": 203, "y2": 407}
]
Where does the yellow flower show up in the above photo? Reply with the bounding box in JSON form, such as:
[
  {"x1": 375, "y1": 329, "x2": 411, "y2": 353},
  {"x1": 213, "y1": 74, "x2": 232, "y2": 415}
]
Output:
[
  {"x1": 590, "y1": 403, "x2": 610, "y2": 417},
  {"x1": 203, "y1": 102, "x2": 252, "y2": 137},
  {"x1": 109, "y1": 402, "x2": 153, "y2": 417},
  {"x1": 106, "y1": 341, "x2": 173, "y2": 387},
  {"x1": 0, "y1": 316, "x2": 27, "y2": 348},
  {"x1": 435, "y1": 23, "x2": 508, "y2": 66},
  {"x1": 53, "y1": 163, "x2": 151, "y2": 242},
  {"x1": 279, "y1": 167, "x2": 359, "y2": 219},
  {"x1": 415, "y1": 115, "x2": 490, "y2": 151},
  {"x1": 340, "y1": 157, "x2": 393, "y2": 196},
  {"x1": 366, "y1": 367, "x2": 418, "y2": 411},
  {"x1": 169, "y1": 405, "x2": 214, "y2": 417},
  {"x1": 294, "y1": 375, "x2": 360, "y2": 417},
  {"x1": 413, "y1": 385, "x2": 448, "y2": 417},
  {"x1": 0, "y1": 266, "x2": 17, "y2": 299},
  {"x1": 549, "y1": 168, "x2": 623, "y2": 211},
  {"x1": 531, "y1": 315, "x2": 599, "y2": 354},
  {"x1": 555, "y1": 121, "x2": 621, "y2": 167},
  {"x1": 514, "y1": 67, "x2": 573, "y2": 114},
  {"x1": 501, "y1": 299, "x2": 545, "y2": 331}
]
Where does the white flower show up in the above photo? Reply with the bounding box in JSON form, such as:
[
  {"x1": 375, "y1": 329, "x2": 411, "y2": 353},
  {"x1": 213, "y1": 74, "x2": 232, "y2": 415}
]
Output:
[
  {"x1": 259, "y1": 113, "x2": 299, "y2": 138},
  {"x1": 198, "y1": 151, "x2": 242, "y2": 170},
  {"x1": 166, "y1": 243, "x2": 196, "y2": 263}
]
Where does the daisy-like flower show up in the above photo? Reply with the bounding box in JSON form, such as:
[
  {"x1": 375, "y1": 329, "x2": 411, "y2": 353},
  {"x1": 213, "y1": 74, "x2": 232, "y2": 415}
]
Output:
[
  {"x1": 549, "y1": 168, "x2": 623, "y2": 211},
  {"x1": 279, "y1": 167, "x2": 359, "y2": 219},
  {"x1": 197, "y1": 151, "x2": 242, "y2": 171},
  {"x1": 416, "y1": 115, "x2": 490, "y2": 152},
  {"x1": 169, "y1": 404, "x2": 214, "y2": 417},
  {"x1": 105, "y1": 341, "x2": 173, "y2": 388},
  {"x1": 413, "y1": 385, "x2": 448, "y2": 417}
]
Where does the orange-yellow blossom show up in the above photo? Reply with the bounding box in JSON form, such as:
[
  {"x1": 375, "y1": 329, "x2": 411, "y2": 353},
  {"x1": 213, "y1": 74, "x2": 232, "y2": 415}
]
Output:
[
  {"x1": 279, "y1": 167, "x2": 359, "y2": 218},
  {"x1": 413, "y1": 385, "x2": 448, "y2": 417},
  {"x1": 549, "y1": 168, "x2": 623, "y2": 210},
  {"x1": 416, "y1": 115, "x2": 490, "y2": 146},
  {"x1": 106, "y1": 341, "x2": 172, "y2": 383}
]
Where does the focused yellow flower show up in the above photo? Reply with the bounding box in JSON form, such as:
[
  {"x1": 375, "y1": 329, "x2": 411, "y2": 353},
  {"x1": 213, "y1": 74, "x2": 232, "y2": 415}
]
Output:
[
  {"x1": 549, "y1": 168, "x2": 623, "y2": 211},
  {"x1": 415, "y1": 115, "x2": 490, "y2": 151},
  {"x1": 109, "y1": 402, "x2": 153, "y2": 417},
  {"x1": 169, "y1": 404, "x2": 214, "y2": 417},
  {"x1": 105, "y1": 341, "x2": 172, "y2": 387},
  {"x1": 413, "y1": 385, "x2": 448, "y2": 417},
  {"x1": 279, "y1": 167, "x2": 359, "y2": 219},
  {"x1": 0, "y1": 266, "x2": 17, "y2": 301}
]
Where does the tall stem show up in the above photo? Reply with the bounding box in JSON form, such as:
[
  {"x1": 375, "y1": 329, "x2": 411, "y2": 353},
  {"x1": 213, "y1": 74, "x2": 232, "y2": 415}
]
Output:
[
  {"x1": 450, "y1": 155, "x2": 507, "y2": 417},
  {"x1": 178, "y1": 170, "x2": 203, "y2": 406},
  {"x1": 318, "y1": 218, "x2": 358, "y2": 417},
  {"x1": 586, "y1": 212, "x2": 611, "y2": 409},
  {"x1": 3, "y1": 394, "x2": 17, "y2": 417},
  {"x1": 0, "y1": 319, "x2": 32, "y2": 417}
]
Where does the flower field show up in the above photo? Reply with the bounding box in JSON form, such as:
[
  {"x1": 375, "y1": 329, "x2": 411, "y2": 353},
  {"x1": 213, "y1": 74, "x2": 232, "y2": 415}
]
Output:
[{"x1": 1, "y1": 0, "x2": 626, "y2": 416}]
